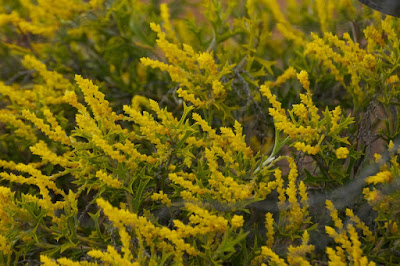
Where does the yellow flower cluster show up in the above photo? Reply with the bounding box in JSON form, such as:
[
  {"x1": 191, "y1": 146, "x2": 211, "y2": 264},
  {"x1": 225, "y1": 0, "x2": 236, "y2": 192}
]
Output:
[
  {"x1": 294, "y1": 142, "x2": 320, "y2": 155},
  {"x1": 336, "y1": 147, "x2": 349, "y2": 159},
  {"x1": 365, "y1": 171, "x2": 393, "y2": 185},
  {"x1": 381, "y1": 17, "x2": 399, "y2": 49},
  {"x1": 22, "y1": 55, "x2": 71, "y2": 92},
  {"x1": 205, "y1": 147, "x2": 252, "y2": 203},
  {"x1": 169, "y1": 173, "x2": 206, "y2": 198},
  {"x1": 22, "y1": 109, "x2": 71, "y2": 146},
  {"x1": 0, "y1": 0, "x2": 91, "y2": 39},
  {"x1": 297, "y1": 70, "x2": 310, "y2": 91},
  {"x1": 265, "y1": 212, "x2": 274, "y2": 247},
  {"x1": 264, "y1": 0, "x2": 304, "y2": 45},
  {"x1": 262, "y1": 71, "x2": 354, "y2": 161},
  {"x1": 29, "y1": 141, "x2": 73, "y2": 168},
  {"x1": 231, "y1": 215, "x2": 244, "y2": 229},
  {"x1": 285, "y1": 158, "x2": 308, "y2": 230},
  {"x1": 264, "y1": 67, "x2": 297, "y2": 88},
  {"x1": 305, "y1": 32, "x2": 378, "y2": 105},
  {"x1": 41, "y1": 254, "x2": 99, "y2": 265},
  {"x1": 275, "y1": 168, "x2": 286, "y2": 207},
  {"x1": 0, "y1": 234, "x2": 12, "y2": 256},
  {"x1": 287, "y1": 231, "x2": 315, "y2": 265},
  {"x1": 160, "y1": 4, "x2": 178, "y2": 43},
  {"x1": 345, "y1": 209, "x2": 374, "y2": 242},
  {"x1": 363, "y1": 24, "x2": 384, "y2": 53},
  {"x1": 75, "y1": 75, "x2": 121, "y2": 127},
  {"x1": 325, "y1": 200, "x2": 376, "y2": 265},
  {"x1": 124, "y1": 105, "x2": 169, "y2": 144},
  {"x1": 92, "y1": 135, "x2": 126, "y2": 163},
  {"x1": 261, "y1": 83, "x2": 321, "y2": 155},
  {"x1": 174, "y1": 203, "x2": 229, "y2": 238},
  {"x1": 0, "y1": 186, "x2": 14, "y2": 229},
  {"x1": 150, "y1": 190, "x2": 171, "y2": 206},
  {"x1": 141, "y1": 18, "x2": 232, "y2": 107},
  {"x1": 96, "y1": 170, "x2": 123, "y2": 189},
  {"x1": 0, "y1": 110, "x2": 37, "y2": 142},
  {"x1": 257, "y1": 230, "x2": 314, "y2": 265},
  {"x1": 95, "y1": 198, "x2": 198, "y2": 262}
]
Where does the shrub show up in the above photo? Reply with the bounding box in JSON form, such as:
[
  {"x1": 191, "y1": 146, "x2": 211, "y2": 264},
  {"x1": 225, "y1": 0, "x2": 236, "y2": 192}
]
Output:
[{"x1": 0, "y1": 0, "x2": 399, "y2": 265}]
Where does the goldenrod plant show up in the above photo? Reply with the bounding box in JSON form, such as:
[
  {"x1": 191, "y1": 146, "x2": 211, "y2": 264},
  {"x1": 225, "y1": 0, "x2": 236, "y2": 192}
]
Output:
[{"x1": 0, "y1": 0, "x2": 399, "y2": 265}]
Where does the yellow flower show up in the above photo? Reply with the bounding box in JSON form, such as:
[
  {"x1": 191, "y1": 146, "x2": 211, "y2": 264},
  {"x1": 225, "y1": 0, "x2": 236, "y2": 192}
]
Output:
[
  {"x1": 363, "y1": 24, "x2": 384, "y2": 52},
  {"x1": 316, "y1": 0, "x2": 328, "y2": 32},
  {"x1": 212, "y1": 80, "x2": 225, "y2": 97},
  {"x1": 274, "y1": 168, "x2": 286, "y2": 207},
  {"x1": 265, "y1": 212, "x2": 274, "y2": 247},
  {"x1": 336, "y1": 147, "x2": 349, "y2": 159},
  {"x1": 365, "y1": 171, "x2": 393, "y2": 185},
  {"x1": 30, "y1": 141, "x2": 74, "y2": 168},
  {"x1": 96, "y1": 170, "x2": 123, "y2": 189},
  {"x1": 330, "y1": 106, "x2": 342, "y2": 132},
  {"x1": 0, "y1": 110, "x2": 37, "y2": 142},
  {"x1": 326, "y1": 200, "x2": 343, "y2": 230},
  {"x1": 169, "y1": 173, "x2": 206, "y2": 196},
  {"x1": 177, "y1": 88, "x2": 206, "y2": 107},
  {"x1": 197, "y1": 52, "x2": 218, "y2": 76},
  {"x1": 297, "y1": 70, "x2": 310, "y2": 91},
  {"x1": 386, "y1": 75, "x2": 399, "y2": 85},
  {"x1": 40, "y1": 255, "x2": 58, "y2": 266},
  {"x1": 388, "y1": 140, "x2": 395, "y2": 151},
  {"x1": 231, "y1": 215, "x2": 244, "y2": 229},
  {"x1": 22, "y1": 109, "x2": 71, "y2": 146},
  {"x1": 373, "y1": 153, "x2": 382, "y2": 163},
  {"x1": 326, "y1": 247, "x2": 346, "y2": 265},
  {"x1": 22, "y1": 55, "x2": 71, "y2": 91},
  {"x1": 294, "y1": 142, "x2": 320, "y2": 155},
  {"x1": 160, "y1": 4, "x2": 177, "y2": 43},
  {"x1": 362, "y1": 54, "x2": 376, "y2": 70},
  {"x1": 275, "y1": 67, "x2": 297, "y2": 87},
  {"x1": 292, "y1": 104, "x2": 308, "y2": 120},
  {"x1": 92, "y1": 135, "x2": 126, "y2": 163},
  {"x1": 345, "y1": 209, "x2": 374, "y2": 242},
  {"x1": 151, "y1": 191, "x2": 171, "y2": 206},
  {"x1": 260, "y1": 246, "x2": 288, "y2": 266}
]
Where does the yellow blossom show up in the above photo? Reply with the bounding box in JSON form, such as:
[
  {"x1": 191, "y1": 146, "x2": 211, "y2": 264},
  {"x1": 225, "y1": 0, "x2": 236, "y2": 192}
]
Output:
[
  {"x1": 96, "y1": 170, "x2": 123, "y2": 189},
  {"x1": 231, "y1": 215, "x2": 244, "y2": 229},
  {"x1": 92, "y1": 135, "x2": 126, "y2": 163},
  {"x1": 265, "y1": 212, "x2": 274, "y2": 247},
  {"x1": 326, "y1": 200, "x2": 343, "y2": 230},
  {"x1": 160, "y1": 4, "x2": 177, "y2": 43},
  {"x1": 177, "y1": 88, "x2": 206, "y2": 107},
  {"x1": 151, "y1": 191, "x2": 171, "y2": 206},
  {"x1": 0, "y1": 110, "x2": 37, "y2": 142},
  {"x1": 30, "y1": 141, "x2": 74, "y2": 168},
  {"x1": 260, "y1": 246, "x2": 288, "y2": 266},
  {"x1": 345, "y1": 209, "x2": 374, "y2": 242},
  {"x1": 292, "y1": 104, "x2": 308, "y2": 120},
  {"x1": 386, "y1": 75, "x2": 399, "y2": 85},
  {"x1": 22, "y1": 109, "x2": 71, "y2": 146},
  {"x1": 294, "y1": 141, "x2": 320, "y2": 155},
  {"x1": 275, "y1": 168, "x2": 286, "y2": 207},
  {"x1": 297, "y1": 70, "x2": 310, "y2": 91},
  {"x1": 197, "y1": 52, "x2": 218, "y2": 76},
  {"x1": 212, "y1": 80, "x2": 225, "y2": 97},
  {"x1": 336, "y1": 147, "x2": 349, "y2": 159},
  {"x1": 326, "y1": 247, "x2": 346, "y2": 265},
  {"x1": 169, "y1": 173, "x2": 206, "y2": 196},
  {"x1": 365, "y1": 171, "x2": 393, "y2": 185}
]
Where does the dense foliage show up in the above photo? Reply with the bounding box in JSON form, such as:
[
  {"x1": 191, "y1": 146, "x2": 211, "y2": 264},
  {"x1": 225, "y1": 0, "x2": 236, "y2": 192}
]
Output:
[{"x1": 0, "y1": 0, "x2": 399, "y2": 265}]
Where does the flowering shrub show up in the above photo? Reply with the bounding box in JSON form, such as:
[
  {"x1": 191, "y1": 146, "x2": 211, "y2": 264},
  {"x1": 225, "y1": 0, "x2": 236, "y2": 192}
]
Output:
[{"x1": 0, "y1": 0, "x2": 399, "y2": 265}]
